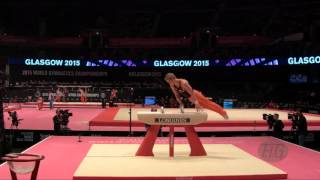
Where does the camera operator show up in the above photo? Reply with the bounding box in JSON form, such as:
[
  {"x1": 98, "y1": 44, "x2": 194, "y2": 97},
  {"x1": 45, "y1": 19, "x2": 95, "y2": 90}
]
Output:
[
  {"x1": 8, "y1": 111, "x2": 22, "y2": 129},
  {"x1": 53, "y1": 109, "x2": 62, "y2": 133},
  {"x1": 262, "y1": 114, "x2": 274, "y2": 130},
  {"x1": 296, "y1": 111, "x2": 308, "y2": 146},
  {"x1": 272, "y1": 114, "x2": 284, "y2": 139},
  {"x1": 60, "y1": 109, "x2": 72, "y2": 130}
]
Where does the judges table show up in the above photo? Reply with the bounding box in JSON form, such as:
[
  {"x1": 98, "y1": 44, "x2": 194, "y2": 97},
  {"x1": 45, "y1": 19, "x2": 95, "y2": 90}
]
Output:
[{"x1": 136, "y1": 111, "x2": 208, "y2": 157}]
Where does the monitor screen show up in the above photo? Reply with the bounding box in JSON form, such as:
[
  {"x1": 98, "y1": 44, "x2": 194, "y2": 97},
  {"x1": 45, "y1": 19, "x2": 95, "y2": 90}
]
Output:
[
  {"x1": 223, "y1": 99, "x2": 233, "y2": 109},
  {"x1": 144, "y1": 96, "x2": 156, "y2": 105}
]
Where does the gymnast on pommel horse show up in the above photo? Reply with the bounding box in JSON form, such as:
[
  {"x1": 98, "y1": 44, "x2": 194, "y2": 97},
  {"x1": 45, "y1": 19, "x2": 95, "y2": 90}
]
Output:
[
  {"x1": 164, "y1": 73, "x2": 229, "y2": 119},
  {"x1": 136, "y1": 74, "x2": 229, "y2": 157},
  {"x1": 136, "y1": 73, "x2": 229, "y2": 157}
]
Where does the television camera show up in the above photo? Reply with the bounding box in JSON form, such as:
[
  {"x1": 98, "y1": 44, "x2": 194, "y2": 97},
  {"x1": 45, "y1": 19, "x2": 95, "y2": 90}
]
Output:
[
  {"x1": 58, "y1": 109, "x2": 73, "y2": 127},
  {"x1": 288, "y1": 112, "x2": 299, "y2": 130},
  {"x1": 262, "y1": 114, "x2": 275, "y2": 129}
]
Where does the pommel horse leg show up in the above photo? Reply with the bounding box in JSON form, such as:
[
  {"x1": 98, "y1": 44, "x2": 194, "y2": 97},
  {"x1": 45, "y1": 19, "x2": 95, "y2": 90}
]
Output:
[
  {"x1": 185, "y1": 126, "x2": 207, "y2": 156},
  {"x1": 136, "y1": 125, "x2": 160, "y2": 156},
  {"x1": 169, "y1": 126, "x2": 174, "y2": 157}
]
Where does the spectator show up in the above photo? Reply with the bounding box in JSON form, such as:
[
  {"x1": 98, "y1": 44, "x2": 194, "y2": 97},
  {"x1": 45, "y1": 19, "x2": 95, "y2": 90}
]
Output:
[
  {"x1": 100, "y1": 90, "x2": 106, "y2": 108},
  {"x1": 48, "y1": 90, "x2": 55, "y2": 109}
]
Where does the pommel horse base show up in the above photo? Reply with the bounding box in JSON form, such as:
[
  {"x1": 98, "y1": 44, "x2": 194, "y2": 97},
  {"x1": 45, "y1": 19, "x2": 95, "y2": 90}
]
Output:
[{"x1": 136, "y1": 111, "x2": 208, "y2": 157}]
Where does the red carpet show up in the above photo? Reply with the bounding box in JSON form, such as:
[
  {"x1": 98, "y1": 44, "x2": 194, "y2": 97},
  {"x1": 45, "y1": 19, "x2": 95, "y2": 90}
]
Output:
[
  {"x1": 89, "y1": 108, "x2": 145, "y2": 127},
  {"x1": 90, "y1": 108, "x2": 119, "y2": 122},
  {"x1": 1, "y1": 136, "x2": 320, "y2": 180}
]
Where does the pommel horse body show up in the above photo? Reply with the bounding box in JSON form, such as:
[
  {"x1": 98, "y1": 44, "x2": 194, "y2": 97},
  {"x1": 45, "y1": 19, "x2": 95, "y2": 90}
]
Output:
[{"x1": 136, "y1": 110, "x2": 208, "y2": 157}]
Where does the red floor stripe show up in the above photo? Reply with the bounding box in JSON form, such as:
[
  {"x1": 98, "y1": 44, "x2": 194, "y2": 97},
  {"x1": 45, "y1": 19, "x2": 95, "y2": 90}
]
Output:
[
  {"x1": 89, "y1": 108, "x2": 120, "y2": 126},
  {"x1": 74, "y1": 174, "x2": 287, "y2": 180}
]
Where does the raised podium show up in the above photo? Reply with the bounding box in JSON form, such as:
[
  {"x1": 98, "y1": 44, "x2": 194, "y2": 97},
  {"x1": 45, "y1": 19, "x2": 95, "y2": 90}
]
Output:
[{"x1": 136, "y1": 111, "x2": 208, "y2": 157}]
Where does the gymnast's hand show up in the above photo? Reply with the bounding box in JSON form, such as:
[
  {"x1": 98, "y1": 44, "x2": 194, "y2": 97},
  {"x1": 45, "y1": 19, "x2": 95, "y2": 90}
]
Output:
[
  {"x1": 179, "y1": 104, "x2": 184, "y2": 113},
  {"x1": 194, "y1": 101, "x2": 203, "y2": 112}
]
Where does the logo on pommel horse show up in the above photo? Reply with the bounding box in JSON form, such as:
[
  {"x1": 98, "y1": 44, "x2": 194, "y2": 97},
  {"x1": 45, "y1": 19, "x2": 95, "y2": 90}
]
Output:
[{"x1": 155, "y1": 118, "x2": 191, "y2": 124}]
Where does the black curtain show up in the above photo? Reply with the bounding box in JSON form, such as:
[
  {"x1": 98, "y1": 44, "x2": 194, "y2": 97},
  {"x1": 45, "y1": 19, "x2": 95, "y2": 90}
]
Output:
[
  {"x1": 0, "y1": 70, "x2": 5, "y2": 157},
  {"x1": 0, "y1": 96, "x2": 4, "y2": 156}
]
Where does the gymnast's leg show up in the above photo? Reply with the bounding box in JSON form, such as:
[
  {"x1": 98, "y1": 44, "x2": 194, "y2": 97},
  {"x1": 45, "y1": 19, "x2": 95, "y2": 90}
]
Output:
[{"x1": 192, "y1": 90, "x2": 229, "y2": 119}]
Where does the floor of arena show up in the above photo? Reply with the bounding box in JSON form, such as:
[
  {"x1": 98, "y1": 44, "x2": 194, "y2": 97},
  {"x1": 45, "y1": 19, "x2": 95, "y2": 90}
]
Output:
[
  {"x1": 4, "y1": 103, "x2": 320, "y2": 132},
  {"x1": 0, "y1": 136, "x2": 319, "y2": 180}
]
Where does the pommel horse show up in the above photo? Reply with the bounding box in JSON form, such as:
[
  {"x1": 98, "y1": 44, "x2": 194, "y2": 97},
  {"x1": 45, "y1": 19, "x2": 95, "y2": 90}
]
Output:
[{"x1": 136, "y1": 109, "x2": 208, "y2": 157}]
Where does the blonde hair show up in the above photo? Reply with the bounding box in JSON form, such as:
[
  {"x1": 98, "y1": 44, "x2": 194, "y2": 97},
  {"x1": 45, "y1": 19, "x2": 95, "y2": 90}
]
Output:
[{"x1": 164, "y1": 73, "x2": 176, "y2": 81}]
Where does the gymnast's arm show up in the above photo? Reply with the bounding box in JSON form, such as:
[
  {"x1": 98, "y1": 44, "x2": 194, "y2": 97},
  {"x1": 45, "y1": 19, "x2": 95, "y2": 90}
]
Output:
[{"x1": 169, "y1": 84, "x2": 183, "y2": 106}]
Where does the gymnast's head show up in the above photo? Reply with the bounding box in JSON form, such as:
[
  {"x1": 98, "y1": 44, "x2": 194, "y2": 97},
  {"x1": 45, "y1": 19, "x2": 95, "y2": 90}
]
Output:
[{"x1": 164, "y1": 73, "x2": 177, "y2": 83}]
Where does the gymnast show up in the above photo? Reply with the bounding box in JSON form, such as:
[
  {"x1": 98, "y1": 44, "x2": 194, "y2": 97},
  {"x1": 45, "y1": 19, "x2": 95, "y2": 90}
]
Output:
[
  {"x1": 37, "y1": 96, "x2": 44, "y2": 110},
  {"x1": 165, "y1": 73, "x2": 229, "y2": 119},
  {"x1": 79, "y1": 88, "x2": 87, "y2": 102}
]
